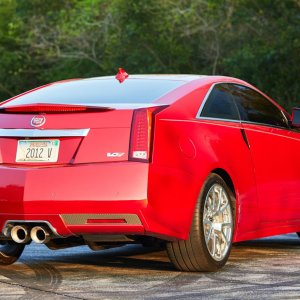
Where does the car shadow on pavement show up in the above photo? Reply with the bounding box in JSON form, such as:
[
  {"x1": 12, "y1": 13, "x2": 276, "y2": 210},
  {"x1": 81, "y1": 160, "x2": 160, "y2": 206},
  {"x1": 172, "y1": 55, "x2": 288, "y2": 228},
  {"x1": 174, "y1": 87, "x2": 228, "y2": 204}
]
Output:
[
  {"x1": 20, "y1": 234, "x2": 300, "y2": 271},
  {"x1": 233, "y1": 234, "x2": 300, "y2": 249},
  {"x1": 1, "y1": 235, "x2": 300, "y2": 274},
  {"x1": 24, "y1": 244, "x2": 175, "y2": 272}
]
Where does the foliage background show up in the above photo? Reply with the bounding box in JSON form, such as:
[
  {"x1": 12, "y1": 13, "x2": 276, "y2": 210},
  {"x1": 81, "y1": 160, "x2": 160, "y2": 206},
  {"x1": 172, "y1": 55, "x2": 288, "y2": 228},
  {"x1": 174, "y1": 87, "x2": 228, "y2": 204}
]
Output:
[{"x1": 0, "y1": 0, "x2": 299, "y2": 110}]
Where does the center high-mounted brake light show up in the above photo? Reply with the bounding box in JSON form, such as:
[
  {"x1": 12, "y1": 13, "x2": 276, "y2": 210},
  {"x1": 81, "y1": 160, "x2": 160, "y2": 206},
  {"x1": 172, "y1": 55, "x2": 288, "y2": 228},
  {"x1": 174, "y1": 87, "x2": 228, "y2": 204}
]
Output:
[
  {"x1": 3, "y1": 104, "x2": 87, "y2": 113},
  {"x1": 129, "y1": 106, "x2": 167, "y2": 162},
  {"x1": 0, "y1": 104, "x2": 113, "y2": 113}
]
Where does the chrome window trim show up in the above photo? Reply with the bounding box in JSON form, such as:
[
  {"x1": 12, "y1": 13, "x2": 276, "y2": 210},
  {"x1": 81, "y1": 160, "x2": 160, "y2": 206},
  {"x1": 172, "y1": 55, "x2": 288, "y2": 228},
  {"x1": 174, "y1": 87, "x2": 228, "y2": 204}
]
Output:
[
  {"x1": 0, "y1": 128, "x2": 90, "y2": 137},
  {"x1": 196, "y1": 82, "x2": 220, "y2": 119},
  {"x1": 280, "y1": 110, "x2": 291, "y2": 128},
  {"x1": 198, "y1": 117, "x2": 241, "y2": 124},
  {"x1": 195, "y1": 82, "x2": 290, "y2": 130}
]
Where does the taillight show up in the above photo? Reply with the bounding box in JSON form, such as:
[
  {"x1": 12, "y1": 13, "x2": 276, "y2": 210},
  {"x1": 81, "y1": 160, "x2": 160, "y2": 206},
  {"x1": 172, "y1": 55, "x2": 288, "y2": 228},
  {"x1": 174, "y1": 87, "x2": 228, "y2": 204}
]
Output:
[{"x1": 129, "y1": 106, "x2": 167, "y2": 162}]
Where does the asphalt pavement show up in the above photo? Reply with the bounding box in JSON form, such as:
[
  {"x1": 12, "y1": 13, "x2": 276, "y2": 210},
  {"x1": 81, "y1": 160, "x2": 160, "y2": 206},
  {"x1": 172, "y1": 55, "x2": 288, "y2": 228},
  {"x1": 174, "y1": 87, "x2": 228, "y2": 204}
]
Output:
[{"x1": 0, "y1": 234, "x2": 300, "y2": 300}]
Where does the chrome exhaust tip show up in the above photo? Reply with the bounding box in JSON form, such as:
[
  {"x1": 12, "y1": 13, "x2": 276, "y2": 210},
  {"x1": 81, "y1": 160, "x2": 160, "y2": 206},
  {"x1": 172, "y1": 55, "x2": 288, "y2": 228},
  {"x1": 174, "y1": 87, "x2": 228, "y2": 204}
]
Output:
[
  {"x1": 30, "y1": 226, "x2": 51, "y2": 244},
  {"x1": 11, "y1": 225, "x2": 31, "y2": 243}
]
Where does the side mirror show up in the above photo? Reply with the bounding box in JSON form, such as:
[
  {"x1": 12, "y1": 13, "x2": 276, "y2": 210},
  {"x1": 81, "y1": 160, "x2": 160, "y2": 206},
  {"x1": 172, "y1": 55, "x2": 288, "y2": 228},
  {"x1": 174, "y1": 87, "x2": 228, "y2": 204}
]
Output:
[{"x1": 291, "y1": 108, "x2": 300, "y2": 127}]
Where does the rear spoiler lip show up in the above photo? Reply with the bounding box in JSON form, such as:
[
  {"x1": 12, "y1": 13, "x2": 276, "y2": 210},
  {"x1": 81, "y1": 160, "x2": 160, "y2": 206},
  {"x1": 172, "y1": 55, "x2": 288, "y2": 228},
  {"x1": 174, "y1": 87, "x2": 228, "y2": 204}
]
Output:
[{"x1": 0, "y1": 102, "x2": 168, "y2": 113}]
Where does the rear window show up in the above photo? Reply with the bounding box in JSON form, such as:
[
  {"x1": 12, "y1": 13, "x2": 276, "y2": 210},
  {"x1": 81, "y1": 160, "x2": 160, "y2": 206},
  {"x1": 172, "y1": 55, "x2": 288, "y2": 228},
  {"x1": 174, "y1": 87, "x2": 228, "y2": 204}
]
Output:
[{"x1": 3, "y1": 78, "x2": 185, "y2": 106}]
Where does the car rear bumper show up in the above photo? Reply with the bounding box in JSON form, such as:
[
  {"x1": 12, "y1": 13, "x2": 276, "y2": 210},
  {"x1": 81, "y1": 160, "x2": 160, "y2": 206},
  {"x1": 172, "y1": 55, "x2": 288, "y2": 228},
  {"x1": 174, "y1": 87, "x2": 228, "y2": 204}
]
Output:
[{"x1": 0, "y1": 162, "x2": 149, "y2": 237}]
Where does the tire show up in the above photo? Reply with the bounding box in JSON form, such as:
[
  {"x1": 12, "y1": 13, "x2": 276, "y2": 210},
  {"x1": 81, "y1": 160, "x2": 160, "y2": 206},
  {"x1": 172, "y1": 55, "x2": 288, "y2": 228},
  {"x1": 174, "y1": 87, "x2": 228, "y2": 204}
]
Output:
[
  {"x1": 0, "y1": 241, "x2": 25, "y2": 265},
  {"x1": 167, "y1": 173, "x2": 235, "y2": 272}
]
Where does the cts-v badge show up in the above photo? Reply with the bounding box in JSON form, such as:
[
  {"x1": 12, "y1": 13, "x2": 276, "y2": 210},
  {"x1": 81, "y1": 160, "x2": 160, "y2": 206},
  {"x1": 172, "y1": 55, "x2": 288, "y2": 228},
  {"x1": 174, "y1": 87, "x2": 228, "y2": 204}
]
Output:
[
  {"x1": 31, "y1": 115, "x2": 46, "y2": 127},
  {"x1": 107, "y1": 152, "x2": 125, "y2": 157}
]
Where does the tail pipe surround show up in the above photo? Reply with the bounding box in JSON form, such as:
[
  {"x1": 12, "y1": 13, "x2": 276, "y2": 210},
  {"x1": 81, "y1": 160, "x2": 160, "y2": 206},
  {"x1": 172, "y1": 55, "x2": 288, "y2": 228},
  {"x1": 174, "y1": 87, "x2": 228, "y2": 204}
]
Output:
[
  {"x1": 11, "y1": 225, "x2": 31, "y2": 244},
  {"x1": 30, "y1": 226, "x2": 52, "y2": 244}
]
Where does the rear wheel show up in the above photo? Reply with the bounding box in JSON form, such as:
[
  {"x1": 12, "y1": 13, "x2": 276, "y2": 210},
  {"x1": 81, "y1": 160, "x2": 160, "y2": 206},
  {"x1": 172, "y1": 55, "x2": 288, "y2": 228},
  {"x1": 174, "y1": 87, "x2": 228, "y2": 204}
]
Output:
[
  {"x1": 0, "y1": 241, "x2": 25, "y2": 265},
  {"x1": 167, "y1": 173, "x2": 234, "y2": 272}
]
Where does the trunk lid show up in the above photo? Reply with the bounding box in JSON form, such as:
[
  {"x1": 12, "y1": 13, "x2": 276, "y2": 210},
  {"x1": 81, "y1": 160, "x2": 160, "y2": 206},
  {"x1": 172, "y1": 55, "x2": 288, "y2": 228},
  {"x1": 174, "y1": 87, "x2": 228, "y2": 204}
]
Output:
[{"x1": 0, "y1": 105, "x2": 134, "y2": 165}]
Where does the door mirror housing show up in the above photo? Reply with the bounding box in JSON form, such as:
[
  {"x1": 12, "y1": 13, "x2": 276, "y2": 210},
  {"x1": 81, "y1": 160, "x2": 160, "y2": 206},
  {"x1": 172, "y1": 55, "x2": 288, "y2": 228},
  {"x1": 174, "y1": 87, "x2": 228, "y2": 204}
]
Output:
[{"x1": 291, "y1": 108, "x2": 300, "y2": 127}]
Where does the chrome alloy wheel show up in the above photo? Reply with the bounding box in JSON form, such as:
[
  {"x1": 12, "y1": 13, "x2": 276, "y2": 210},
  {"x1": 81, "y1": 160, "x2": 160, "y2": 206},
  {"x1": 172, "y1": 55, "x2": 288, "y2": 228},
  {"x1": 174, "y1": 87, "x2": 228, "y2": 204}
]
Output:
[{"x1": 203, "y1": 183, "x2": 233, "y2": 261}]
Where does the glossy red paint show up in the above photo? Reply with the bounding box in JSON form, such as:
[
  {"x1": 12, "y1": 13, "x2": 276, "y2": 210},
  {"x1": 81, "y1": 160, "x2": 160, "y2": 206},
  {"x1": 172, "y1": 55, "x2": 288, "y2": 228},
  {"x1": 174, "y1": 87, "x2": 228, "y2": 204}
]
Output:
[{"x1": 0, "y1": 75, "x2": 299, "y2": 246}]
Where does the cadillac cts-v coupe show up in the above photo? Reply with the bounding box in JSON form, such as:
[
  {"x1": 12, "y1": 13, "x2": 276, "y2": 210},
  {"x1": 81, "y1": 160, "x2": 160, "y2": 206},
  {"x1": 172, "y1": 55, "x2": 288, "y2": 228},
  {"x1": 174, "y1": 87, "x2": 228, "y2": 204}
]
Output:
[{"x1": 0, "y1": 72, "x2": 299, "y2": 271}]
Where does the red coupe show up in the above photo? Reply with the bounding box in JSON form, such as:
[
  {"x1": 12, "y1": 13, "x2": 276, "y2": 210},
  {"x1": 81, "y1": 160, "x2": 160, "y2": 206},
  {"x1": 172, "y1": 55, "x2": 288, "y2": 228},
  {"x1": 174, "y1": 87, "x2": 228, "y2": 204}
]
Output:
[{"x1": 0, "y1": 73, "x2": 299, "y2": 271}]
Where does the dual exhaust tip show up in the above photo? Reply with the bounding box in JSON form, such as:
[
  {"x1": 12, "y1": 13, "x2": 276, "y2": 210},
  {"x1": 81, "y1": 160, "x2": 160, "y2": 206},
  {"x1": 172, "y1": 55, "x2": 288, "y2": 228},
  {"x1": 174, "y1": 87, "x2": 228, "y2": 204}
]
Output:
[{"x1": 9, "y1": 225, "x2": 51, "y2": 244}]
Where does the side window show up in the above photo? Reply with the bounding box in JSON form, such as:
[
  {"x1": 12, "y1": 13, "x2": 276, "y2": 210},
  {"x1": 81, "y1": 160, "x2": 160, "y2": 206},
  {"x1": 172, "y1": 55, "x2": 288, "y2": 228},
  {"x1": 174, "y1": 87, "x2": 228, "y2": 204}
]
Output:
[
  {"x1": 229, "y1": 84, "x2": 288, "y2": 128},
  {"x1": 200, "y1": 84, "x2": 240, "y2": 121}
]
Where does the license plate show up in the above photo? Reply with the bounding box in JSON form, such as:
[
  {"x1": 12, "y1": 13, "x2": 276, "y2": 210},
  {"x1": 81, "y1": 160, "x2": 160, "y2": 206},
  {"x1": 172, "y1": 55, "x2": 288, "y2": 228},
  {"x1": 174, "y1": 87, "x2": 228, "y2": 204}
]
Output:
[{"x1": 16, "y1": 140, "x2": 60, "y2": 162}]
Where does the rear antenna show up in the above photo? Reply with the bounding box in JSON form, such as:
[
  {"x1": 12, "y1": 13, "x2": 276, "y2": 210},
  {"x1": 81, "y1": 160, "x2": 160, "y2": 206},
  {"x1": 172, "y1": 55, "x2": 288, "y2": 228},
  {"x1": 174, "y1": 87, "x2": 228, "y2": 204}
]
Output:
[{"x1": 116, "y1": 68, "x2": 129, "y2": 83}]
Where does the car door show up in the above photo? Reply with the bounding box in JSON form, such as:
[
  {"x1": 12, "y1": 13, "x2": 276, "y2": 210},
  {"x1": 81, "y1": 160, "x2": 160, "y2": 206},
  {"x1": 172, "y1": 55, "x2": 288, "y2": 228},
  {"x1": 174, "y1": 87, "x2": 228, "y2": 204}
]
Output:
[{"x1": 229, "y1": 84, "x2": 300, "y2": 224}]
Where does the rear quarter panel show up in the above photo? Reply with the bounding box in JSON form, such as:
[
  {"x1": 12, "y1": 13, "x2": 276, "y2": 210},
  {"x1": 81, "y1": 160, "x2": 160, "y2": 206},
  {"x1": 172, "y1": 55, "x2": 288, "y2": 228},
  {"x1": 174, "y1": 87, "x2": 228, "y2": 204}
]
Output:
[{"x1": 148, "y1": 86, "x2": 259, "y2": 241}]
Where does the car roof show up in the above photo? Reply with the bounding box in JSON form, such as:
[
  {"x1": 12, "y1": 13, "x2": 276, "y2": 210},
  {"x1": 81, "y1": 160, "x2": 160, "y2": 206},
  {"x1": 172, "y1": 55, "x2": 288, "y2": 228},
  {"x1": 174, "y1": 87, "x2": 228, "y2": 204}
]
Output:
[{"x1": 83, "y1": 74, "x2": 207, "y2": 82}]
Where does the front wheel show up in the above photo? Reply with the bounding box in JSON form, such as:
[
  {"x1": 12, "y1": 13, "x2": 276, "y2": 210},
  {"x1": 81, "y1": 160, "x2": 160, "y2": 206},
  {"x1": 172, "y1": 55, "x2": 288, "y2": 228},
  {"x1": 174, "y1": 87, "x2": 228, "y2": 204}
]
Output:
[
  {"x1": 0, "y1": 240, "x2": 25, "y2": 265},
  {"x1": 167, "y1": 173, "x2": 235, "y2": 272}
]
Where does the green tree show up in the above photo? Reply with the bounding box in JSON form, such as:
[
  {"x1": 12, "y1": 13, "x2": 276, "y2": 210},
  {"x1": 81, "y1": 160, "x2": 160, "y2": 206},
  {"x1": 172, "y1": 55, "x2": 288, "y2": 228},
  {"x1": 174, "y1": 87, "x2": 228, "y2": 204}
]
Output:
[{"x1": 0, "y1": 0, "x2": 299, "y2": 110}]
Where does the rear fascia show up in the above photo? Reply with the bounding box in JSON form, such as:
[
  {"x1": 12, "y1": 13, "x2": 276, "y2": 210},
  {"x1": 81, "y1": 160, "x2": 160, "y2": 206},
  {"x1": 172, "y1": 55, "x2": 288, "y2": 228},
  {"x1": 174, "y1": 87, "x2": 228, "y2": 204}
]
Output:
[{"x1": 0, "y1": 162, "x2": 148, "y2": 237}]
